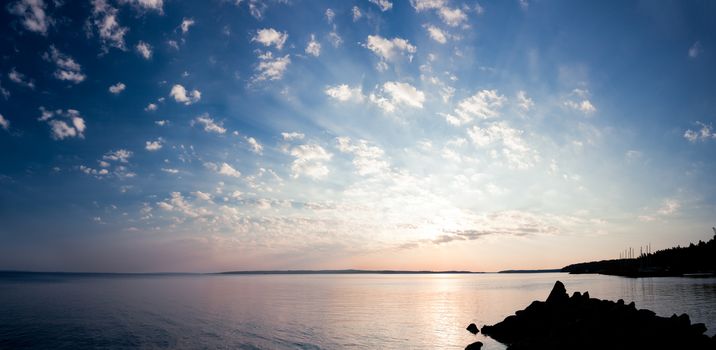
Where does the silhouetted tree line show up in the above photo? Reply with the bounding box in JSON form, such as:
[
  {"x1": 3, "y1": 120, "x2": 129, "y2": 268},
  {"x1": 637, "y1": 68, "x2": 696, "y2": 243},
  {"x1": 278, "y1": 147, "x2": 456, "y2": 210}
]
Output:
[{"x1": 562, "y1": 229, "x2": 716, "y2": 277}]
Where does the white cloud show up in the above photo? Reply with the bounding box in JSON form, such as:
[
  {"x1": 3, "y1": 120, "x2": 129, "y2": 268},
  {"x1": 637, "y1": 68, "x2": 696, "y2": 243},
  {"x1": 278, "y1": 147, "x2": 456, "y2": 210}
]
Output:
[
  {"x1": 336, "y1": 137, "x2": 389, "y2": 176},
  {"x1": 135, "y1": 41, "x2": 152, "y2": 59},
  {"x1": 352, "y1": 6, "x2": 362, "y2": 21},
  {"x1": 688, "y1": 41, "x2": 702, "y2": 58},
  {"x1": 325, "y1": 8, "x2": 335, "y2": 23},
  {"x1": 325, "y1": 84, "x2": 364, "y2": 102},
  {"x1": 44, "y1": 46, "x2": 86, "y2": 83},
  {"x1": 365, "y1": 35, "x2": 416, "y2": 68},
  {"x1": 194, "y1": 114, "x2": 226, "y2": 134},
  {"x1": 328, "y1": 29, "x2": 343, "y2": 48},
  {"x1": 382, "y1": 81, "x2": 425, "y2": 108},
  {"x1": 625, "y1": 150, "x2": 642, "y2": 161},
  {"x1": 564, "y1": 99, "x2": 596, "y2": 114},
  {"x1": 410, "y1": 1, "x2": 467, "y2": 27},
  {"x1": 253, "y1": 52, "x2": 290, "y2": 82},
  {"x1": 305, "y1": 34, "x2": 321, "y2": 57},
  {"x1": 368, "y1": 93, "x2": 396, "y2": 113},
  {"x1": 103, "y1": 149, "x2": 133, "y2": 163},
  {"x1": 516, "y1": 90, "x2": 534, "y2": 112},
  {"x1": 237, "y1": 0, "x2": 270, "y2": 20},
  {"x1": 39, "y1": 108, "x2": 86, "y2": 140},
  {"x1": 564, "y1": 88, "x2": 596, "y2": 114},
  {"x1": 657, "y1": 199, "x2": 680, "y2": 215},
  {"x1": 155, "y1": 120, "x2": 169, "y2": 126},
  {"x1": 410, "y1": 0, "x2": 446, "y2": 11},
  {"x1": 8, "y1": 0, "x2": 51, "y2": 35},
  {"x1": 0, "y1": 114, "x2": 10, "y2": 130},
  {"x1": 156, "y1": 192, "x2": 198, "y2": 218},
  {"x1": 49, "y1": 120, "x2": 77, "y2": 139},
  {"x1": 368, "y1": 81, "x2": 425, "y2": 113},
  {"x1": 145, "y1": 103, "x2": 158, "y2": 111},
  {"x1": 193, "y1": 191, "x2": 212, "y2": 201},
  {"x1": 79, "y1": 165, "x2": 110, "y2": 177},
  {"x1": 180, "y1": 18, "x2": 194, "y2": 34},
  {"x1": 8, "y1": 68, "x2": 35, "y2": 89},
  {"x1": 218, "y1": 162, "x2": 241, "y2": 178},
  {"x1": 519, "y1": 0, "x2": 529, "y2": 10},
  {"x1": 467, "y1": 121, "x2": 538, "y2": 169},
  {"x1": 90, "y1": 0, "x2": 129, "y2": 50},
  {"x1": 145, "y1": 139, "x2": 163, "y2": 151},
  {"x1": 290, "y1": 144, "x2": 332, "y2": 179},
  {"x1": 252, "y1": 28, "x2": 288, "y2": 50},
  {"x1": 369, "y1": 0, "x2": 393, "y2": 11},
  {"x1": 438, "y1": 7, "x2": 467, "y2": 27},
  {"x1": 246, "y1": 136, "x2": 263, "y2": 154},
  {"x1": 426, "y1": 25, "x2": 448, "y2": 44},
  {"x1": 684, "y1": 122, "x2": 716, "y2": 143},
  {"x1": 444, "y1": 89, "x2": 506, "y2": 125},
  {"x1": 0, "y1": 82, "x2": 8, "y2": 99},
  {"x1": 72, "y1": 114, "x2": 86, "y2": 134},
  {"x1": 109, "y1": 82, "x2": 126, "y2": 94},
  {"x1": 170, "y1": 84, "x2": 201, "y2": 105},
  {"x1": 119, "y1": 0, "x2": 164, "y2": 13},
  {"x1": 639, "y1": 198, "x2": 682, "y2": 222},
  {"x1": 161, "y1": 168, "x2": 179, "y2": 174},
  {"x1": 281, "y1": 132, "x2": 305, "y2": 141}
]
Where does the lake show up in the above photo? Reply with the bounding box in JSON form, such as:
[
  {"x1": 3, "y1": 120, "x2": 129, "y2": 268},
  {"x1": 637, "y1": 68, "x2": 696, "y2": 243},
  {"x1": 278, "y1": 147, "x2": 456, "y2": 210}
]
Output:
[{"x1": 1, "y1": 272, "x2": 715, "y2": 349}]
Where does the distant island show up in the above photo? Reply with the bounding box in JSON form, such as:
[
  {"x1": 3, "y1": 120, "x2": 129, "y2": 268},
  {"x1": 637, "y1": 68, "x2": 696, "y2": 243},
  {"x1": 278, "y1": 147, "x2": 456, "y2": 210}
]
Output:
[{"x1": 562, "y1": 229, "x2": 716, "y2": 277}]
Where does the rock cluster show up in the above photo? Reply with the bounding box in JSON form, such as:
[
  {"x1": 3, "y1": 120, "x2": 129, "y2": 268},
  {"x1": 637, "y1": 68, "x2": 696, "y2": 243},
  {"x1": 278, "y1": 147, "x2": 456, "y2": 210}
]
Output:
[{"x1": 478, "y1": 281, "x2": 715, "y2": 350}]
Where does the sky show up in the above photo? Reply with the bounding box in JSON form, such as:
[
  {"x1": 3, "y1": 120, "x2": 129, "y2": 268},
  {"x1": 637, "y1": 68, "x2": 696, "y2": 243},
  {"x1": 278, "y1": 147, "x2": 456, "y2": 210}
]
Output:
[{"x1": 0, "y1": 0, "x2": 715, "y2": 273}]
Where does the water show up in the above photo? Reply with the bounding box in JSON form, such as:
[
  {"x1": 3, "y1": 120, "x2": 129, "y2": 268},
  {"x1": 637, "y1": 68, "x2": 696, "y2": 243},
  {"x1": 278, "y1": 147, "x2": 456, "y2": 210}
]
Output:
[{"x1": 1, "y1": 273, "x2": 715, "y2": 349}]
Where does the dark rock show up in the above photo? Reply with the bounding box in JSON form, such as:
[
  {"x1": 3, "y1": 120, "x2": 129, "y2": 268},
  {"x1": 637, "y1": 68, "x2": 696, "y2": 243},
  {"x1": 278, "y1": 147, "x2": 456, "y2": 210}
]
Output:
[
  {"x1": 692, "y1": 323, "x2": 707, "y2": 335},
  {"x1": 478, "y1": 281, "x2": 715, "y2": 350},
  {"x1": 464, "y1": 341, "x2": 483, "y2": 350},
  {"x1": 546, "y1": 280, "x2": 569, "y2": 304},
  {"x1": 466, "y1": 323, "x2": 479, "y2": 334}
]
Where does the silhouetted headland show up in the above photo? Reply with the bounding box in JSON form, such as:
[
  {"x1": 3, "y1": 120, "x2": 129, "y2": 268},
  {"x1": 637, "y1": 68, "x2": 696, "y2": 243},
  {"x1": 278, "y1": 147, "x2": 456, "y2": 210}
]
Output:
[
  {"x1": 561, "y1": 229, "x2": 716, "y2": 277},
  {"x1": 474, "y1": 281, "x2": 715, "y2": 350}
]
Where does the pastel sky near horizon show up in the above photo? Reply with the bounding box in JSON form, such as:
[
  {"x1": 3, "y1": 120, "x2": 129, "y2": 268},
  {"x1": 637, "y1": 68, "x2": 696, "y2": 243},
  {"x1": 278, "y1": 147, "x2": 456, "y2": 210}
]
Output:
[{"x1": 0, "y1": 0, "x2": 715, "y2": 273}]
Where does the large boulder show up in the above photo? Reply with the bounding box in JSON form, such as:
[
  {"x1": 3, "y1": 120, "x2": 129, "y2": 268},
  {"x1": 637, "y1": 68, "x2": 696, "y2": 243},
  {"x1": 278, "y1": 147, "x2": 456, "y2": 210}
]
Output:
[
  {"x1": 464, "y1": 341, "x2": 483, "y2": 350},
  {"x1": 545, "y1": 280, "x2": 569, "y2": 304}
]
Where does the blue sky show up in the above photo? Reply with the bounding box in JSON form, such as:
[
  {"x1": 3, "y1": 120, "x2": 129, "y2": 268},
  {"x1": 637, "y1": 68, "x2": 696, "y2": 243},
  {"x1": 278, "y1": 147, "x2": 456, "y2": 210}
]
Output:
[{"x1": 0, "y1": 0, "x2": 715, "y2": 272}]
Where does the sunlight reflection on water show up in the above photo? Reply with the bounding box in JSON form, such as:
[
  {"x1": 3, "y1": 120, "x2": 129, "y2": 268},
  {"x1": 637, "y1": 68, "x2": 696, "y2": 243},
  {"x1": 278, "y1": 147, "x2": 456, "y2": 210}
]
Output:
[{"x1": 1, "y1": 273, "x2": 714, "y2": 349}]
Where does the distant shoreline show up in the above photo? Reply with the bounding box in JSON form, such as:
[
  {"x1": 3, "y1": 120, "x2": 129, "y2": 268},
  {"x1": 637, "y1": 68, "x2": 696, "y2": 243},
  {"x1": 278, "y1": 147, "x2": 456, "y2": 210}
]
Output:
[
  {"x1": 562, "y1": 232, "x2": 716, "y2": 278},
  {"x1": 0, "y1": 269, "x2": 488, "y2": 276},
  {"x1": 219, "y1": 269, "x2": 483, "y2": 275},
  {"x1": 0, "y1": 269, "x2": 575, "y2": 276}
]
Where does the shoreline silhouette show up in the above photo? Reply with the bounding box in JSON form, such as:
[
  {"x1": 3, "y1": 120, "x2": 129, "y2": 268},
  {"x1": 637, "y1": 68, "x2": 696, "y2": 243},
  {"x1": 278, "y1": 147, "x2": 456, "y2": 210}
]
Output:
[{"x1": 562, "y1": 228, "x2": 716, "y2": 277}]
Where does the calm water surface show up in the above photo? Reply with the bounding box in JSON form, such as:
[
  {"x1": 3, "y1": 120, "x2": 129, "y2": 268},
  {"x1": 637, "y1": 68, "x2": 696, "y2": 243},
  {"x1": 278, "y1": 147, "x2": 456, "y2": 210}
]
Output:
[{"x1": 1, "y1": 273, "x2": 715, "y2": 349}]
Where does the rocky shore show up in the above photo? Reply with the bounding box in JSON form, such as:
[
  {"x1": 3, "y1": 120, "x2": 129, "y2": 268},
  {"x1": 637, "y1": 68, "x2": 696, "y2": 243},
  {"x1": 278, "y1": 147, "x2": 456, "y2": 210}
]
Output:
[{"x1": 469, "y1": 281, "x2": 715, "y2": 350}]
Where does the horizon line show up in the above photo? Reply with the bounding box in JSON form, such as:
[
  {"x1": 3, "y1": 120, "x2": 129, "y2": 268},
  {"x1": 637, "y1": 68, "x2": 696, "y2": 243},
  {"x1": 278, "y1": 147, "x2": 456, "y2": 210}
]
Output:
[{"x1": 0, "y1": 268, "x2": 565, "y2": 275}]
